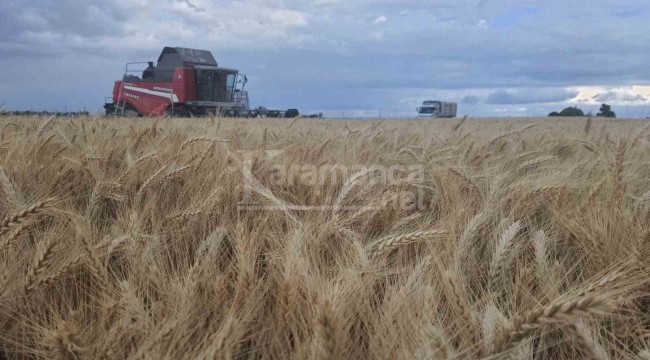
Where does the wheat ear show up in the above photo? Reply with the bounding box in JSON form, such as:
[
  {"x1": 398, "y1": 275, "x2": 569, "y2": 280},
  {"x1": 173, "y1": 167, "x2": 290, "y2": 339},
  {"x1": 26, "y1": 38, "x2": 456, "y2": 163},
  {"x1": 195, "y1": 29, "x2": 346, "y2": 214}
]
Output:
[
  {"x1": 29, "y1": 255, "x2": 83, "y2": 292},
  {"x1": 0, "y1": 198, "x2": 52, "y2": 238},
  {"x1": 488, "y1": 222, "x2": 522, "y2": 290},
  {"x1": 46, "y1": 322, "x2": 87, "y2": 360},
  {"x1": 312, "y1": 298, "x2": 339, "y2": 360},
  {"x1": 23, "y1": 238, "x2": 57, "y2": 296},
  {"x1": 493, "y1": 295, "x2": 615, "y2": 354},
  {"x1": 370, "y1": 229, "x2": 447, "y2": 257},
  {"x1": 442, "y1": 269, "x2": 479, "y2": 348}
]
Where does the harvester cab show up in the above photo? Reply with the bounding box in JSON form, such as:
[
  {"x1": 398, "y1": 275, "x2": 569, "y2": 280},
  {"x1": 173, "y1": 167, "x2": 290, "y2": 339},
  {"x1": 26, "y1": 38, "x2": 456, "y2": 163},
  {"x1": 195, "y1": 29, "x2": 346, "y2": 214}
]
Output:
[{"x1": 104, "y1": 47, "x2": 252, "y2": 117}]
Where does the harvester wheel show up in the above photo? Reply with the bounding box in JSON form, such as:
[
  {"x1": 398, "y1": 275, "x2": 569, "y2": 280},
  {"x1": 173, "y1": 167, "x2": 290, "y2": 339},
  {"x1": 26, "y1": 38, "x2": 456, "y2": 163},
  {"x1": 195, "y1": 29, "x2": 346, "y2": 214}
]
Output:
[
  {"x1": 121, "y1": 103, "x2": 141, "y2": 117},
  {"x1": 165, "y1": 106, "x2": 188, "y2": 118}
]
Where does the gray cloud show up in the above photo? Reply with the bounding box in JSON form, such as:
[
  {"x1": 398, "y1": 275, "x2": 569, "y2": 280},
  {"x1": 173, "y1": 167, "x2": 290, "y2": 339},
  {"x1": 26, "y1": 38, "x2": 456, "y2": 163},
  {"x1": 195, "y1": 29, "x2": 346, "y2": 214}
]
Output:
[
  {"x1": 461, "y1": 95, "x2": 481, "y2": 105},
  {"x1": 486, "y1": 88, "x2": 579, "y2": 105},
  {"x1": 180, "y1": 0, "x2": 205, "y2": 12}
]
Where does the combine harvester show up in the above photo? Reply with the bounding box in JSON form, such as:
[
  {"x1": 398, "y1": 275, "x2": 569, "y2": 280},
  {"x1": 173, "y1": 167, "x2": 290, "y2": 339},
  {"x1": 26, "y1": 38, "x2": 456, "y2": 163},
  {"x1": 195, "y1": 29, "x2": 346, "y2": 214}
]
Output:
[{"x1": 104, "y1": 47, "x2": 257, "y2": 117}]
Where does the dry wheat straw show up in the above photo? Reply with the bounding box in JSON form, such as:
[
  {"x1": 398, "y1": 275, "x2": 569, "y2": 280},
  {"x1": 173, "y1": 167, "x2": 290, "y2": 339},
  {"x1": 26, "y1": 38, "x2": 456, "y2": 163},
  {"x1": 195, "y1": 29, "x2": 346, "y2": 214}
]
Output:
[
  {"x1": 45, "y1": 322, "x2": 87, "y2": 359},
  {"x1": 639, "y1": 350, "x2": 650, "y2": 360},
  {"x1": 570, "y1": 320, "x2": 610, "y2": 360},
  {"x1": 416, "y1": 325, "x2": 453, "y2": 360}
]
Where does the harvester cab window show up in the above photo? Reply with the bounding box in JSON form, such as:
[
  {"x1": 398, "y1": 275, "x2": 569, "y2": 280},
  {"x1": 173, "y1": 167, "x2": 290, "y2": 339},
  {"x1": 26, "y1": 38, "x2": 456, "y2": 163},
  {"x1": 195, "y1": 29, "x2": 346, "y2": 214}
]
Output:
[
  {"x1": 196, "y1": 70, "x2": 237, "y2": 103},
  {"x1": 224, "y1": 73, "x2": 236, "y2": 101}
]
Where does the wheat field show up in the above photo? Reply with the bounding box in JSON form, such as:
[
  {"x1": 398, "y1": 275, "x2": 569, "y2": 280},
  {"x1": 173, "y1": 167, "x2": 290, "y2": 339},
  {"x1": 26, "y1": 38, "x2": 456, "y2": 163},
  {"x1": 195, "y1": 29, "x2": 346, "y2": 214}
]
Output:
[{"x1": 0, "y1": 115, "x2": 649, "y2": 359}]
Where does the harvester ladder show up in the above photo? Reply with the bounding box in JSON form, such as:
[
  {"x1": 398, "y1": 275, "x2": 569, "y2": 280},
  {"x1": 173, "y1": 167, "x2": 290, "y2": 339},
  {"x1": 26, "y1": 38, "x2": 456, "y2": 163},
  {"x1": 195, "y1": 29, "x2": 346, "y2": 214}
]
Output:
[
  {"x1": 168, "y1": 90, "x2": 174, "y2": 117},
  {"x1": 114, "y1": 81, "x2": 126, "y2": 116}
]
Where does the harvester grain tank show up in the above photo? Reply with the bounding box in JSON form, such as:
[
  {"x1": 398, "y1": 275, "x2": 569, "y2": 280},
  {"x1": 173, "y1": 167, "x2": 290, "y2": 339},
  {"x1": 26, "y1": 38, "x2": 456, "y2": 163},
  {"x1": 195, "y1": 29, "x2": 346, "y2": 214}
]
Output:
[
  {"x1": 417, "y1": 101, "x2": 457, "y2": 118},
  {"x1": 105, "y1": 47, "x2": 256, "y2": 117}
]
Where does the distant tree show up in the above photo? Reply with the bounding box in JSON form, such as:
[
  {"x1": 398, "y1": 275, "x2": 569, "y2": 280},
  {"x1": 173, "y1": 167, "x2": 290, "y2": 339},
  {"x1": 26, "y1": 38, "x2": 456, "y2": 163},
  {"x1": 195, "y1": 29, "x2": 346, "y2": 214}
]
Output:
[
  {"x1": 597, "y1": 104, "x2": 616, "y2": 118},
  {"x1": 548, "y1": 106, "x2": 585, "y2": 117}
]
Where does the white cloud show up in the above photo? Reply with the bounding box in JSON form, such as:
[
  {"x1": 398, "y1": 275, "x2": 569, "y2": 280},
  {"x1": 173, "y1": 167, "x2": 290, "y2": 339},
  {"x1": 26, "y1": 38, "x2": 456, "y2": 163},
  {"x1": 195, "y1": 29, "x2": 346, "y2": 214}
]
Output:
[
  {"x1": 574, "y1": 86, "x2": 650, "y2": 105},
  {"x1": 373, "y1": 16, "x2": 387, "y2": 24}
]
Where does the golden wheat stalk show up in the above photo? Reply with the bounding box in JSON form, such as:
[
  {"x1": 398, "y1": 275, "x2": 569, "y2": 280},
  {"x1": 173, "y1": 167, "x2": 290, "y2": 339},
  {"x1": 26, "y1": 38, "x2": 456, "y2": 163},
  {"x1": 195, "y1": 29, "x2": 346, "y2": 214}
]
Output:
[
  {"x1": 516, "y1": 155, "x2": 556, "y2": 173},
  {"x1": 489, "y1": 123, "x2": 540, "y2": 145},
  {"x1": 119, "y1": 151, "x2": 157, "y2": 181},
  {"x1": 448, "y1": 167, "x2": 481, "y2": 196},
  {"x1": 132, "y1": 128, "x2": 150, "y2": 151},
  {"x1": 331, "y1": 168, "x2": 375, "y2": 215},
  {"x1": 180, "y1": 136, "x2": 230, "y2": 151},
  {"x1": 631, "y1": 123, "x2": 650, "y2": 148},
  {"x1": 35, "y1": 115, "x2": 57, "y2": 138},
  {"x1": 584, "y1": 116, "x2": 593, "y2": 137}
]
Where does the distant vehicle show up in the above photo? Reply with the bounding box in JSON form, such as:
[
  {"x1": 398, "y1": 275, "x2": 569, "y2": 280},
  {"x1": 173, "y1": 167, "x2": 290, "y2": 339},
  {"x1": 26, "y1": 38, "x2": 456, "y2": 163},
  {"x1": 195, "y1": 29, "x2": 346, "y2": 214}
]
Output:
[
  {"x1": 263, "y1": 109, "x2": 302, "y2": 118},
  {"x1": 267, "y1": 110, "x2": 282, "y2": 118},
  {"x1": 417, "y1": 101, "x2": 457, "y2": 118},
  {"x1": 285, "y1": 109, "x2": 300, "y2": 118}
]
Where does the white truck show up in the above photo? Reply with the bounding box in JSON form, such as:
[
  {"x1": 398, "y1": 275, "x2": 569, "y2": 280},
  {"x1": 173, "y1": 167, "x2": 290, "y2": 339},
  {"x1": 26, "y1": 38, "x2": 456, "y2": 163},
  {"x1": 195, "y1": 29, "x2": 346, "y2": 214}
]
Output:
[{"x1": 417, "y1": 101, "x2": 457, "y2": 118}]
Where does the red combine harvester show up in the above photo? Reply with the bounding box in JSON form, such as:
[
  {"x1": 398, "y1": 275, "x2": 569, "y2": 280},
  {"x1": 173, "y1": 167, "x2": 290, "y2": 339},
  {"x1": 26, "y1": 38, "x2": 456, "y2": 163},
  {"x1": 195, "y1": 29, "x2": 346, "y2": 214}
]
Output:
[{"x1": 105, "y1": 47, "x2": 256, "y2": 117}]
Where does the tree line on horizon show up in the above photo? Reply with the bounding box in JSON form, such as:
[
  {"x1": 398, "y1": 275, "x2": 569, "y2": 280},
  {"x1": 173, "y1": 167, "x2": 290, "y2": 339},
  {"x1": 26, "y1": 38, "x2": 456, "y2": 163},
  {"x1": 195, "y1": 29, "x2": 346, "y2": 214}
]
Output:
[{"x1": 549, "y1": 104, "x2": 616, "y2": 118}]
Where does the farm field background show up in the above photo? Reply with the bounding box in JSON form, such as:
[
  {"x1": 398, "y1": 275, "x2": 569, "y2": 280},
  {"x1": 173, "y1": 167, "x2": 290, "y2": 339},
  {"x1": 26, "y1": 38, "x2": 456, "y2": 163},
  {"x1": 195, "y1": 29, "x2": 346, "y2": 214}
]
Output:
[{"x1": 1, "y1": 115, "x2": 650, "y2": 359}]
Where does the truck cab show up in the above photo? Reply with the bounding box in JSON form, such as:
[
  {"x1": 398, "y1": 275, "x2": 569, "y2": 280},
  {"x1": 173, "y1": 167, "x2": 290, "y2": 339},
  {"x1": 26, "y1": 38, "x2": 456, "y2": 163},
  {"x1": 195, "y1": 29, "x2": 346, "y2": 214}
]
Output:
[{"x1": 418, "y1": 102, "x2": 441, "y2": 118}]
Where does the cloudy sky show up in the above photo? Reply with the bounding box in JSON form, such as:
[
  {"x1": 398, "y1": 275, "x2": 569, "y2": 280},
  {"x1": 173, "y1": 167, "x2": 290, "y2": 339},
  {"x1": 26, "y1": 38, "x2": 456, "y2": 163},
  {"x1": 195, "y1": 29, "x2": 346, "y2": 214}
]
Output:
[{"x1": 1, "y1": 0, "x2": 650, "y2": 117}]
